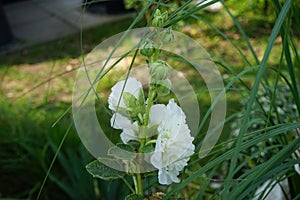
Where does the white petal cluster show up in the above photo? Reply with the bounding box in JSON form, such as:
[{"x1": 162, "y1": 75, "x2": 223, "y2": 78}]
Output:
[
  {"x1": 108, "y1": 79, "x2": 194, "y2": 185},
  {"x1": 150, "y1": 99, "x2": 195, "y2": 185}
]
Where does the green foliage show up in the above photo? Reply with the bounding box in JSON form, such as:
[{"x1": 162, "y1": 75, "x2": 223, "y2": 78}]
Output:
[
  {"x1": 124, "y1": 193, "x2": 144, "y2": 200},
  {"x1": 86, "y1": 158, "x2": 126, "y2": 180},
  {"x1": 47, "y1": 142, "x2": 100, "y2": 200},
  {"x1": 1, "y1": 0, "x2": 300, "y2": 199},
  {"x1": 108, "y1": 143, "x2": 136, "y2": 160}
]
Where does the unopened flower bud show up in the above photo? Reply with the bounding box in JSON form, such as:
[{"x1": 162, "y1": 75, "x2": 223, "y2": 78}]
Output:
[
  {"x1": 152, "y1": 9, "x2": 168, "y2": 27},
  {"x1": 161, "y1": 11, "x2": 168, "y2": 21},
  {"x1": 140, "y1": 39, "x2": 155, "y2": 57},
  {"x1": 161, "y1": 28, "x2": 174, "y2": 44},
  {"x1": 124, "y1": 0, "x2": 135, "y2": 9},
  {"x1": 152, "y1": 16, "x2": 164, "y2": 27},
  {"x1": 156, "y1": 79, "x2": 172, "y2": 96},
  {"x1": 154, "y1": 9, "x2": 161, "y2": 17},
  {"x1": 150, "y1": 60, "x2": 169, "y2": 80}
]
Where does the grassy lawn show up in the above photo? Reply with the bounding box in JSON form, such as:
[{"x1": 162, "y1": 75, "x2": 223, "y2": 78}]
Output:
[{"x1": 0, "y1": 2, "x2": 299, "y2": 199}]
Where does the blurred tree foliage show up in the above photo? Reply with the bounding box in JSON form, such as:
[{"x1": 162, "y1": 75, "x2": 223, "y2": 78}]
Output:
[
  {"x1": 124, "y1": 0, "x2": 300, "y2": 34},
  {"x1": 124, "y1": 0, "x2": 187, "y2": 21}
]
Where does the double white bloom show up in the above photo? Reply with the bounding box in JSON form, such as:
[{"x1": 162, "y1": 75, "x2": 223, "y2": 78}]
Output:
[
  {"x1": 108, "y1": 78, "x2": 195, "y2": 185},
  {"x1": 150, "y1": 100, "x2": 195, "y2": 185}
]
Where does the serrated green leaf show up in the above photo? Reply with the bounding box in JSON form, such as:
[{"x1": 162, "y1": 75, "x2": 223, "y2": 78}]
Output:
[
  {"x1": 124, "y1": 193, "x2": 144, "y2": 200},
  {"x1": 86, "y1": 158, "x2": 125, "y2": 180},
  {"x1": 108, "y1": 143, "x2": 136, "y2": 160}
]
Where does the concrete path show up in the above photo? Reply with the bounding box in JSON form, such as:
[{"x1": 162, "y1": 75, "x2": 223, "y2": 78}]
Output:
[{"x1": 2, "y1": 0, "x2": 133, "y2": 52}]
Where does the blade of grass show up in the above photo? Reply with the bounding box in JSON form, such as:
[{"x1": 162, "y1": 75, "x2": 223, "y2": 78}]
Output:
[
  {"x1": 223, "y1": 0, "x2": 293, "y2": 197},
  {"x1": 222, "y1": 2, "x2": 259, "y2": 65},
  {"x1": 36, "y1": 123, "x2": 73, "y2": 200},
  {"x1": 162, "y1": 122, "x2": 300, "y2": 199}
]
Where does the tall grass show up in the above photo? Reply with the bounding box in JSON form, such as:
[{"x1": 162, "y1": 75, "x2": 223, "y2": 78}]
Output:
[
  {"x1": 156, "y1": 0, "x2": 300, "y2": 199},
  {"x1": 80, "y1": 0, "x2": 300, "y2": 199}
]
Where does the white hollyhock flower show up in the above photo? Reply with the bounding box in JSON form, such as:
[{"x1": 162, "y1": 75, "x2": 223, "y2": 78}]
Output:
[
  {"x1": 110, "y1": 113, "x2": 139, "y2": 143},
  {"x1": 108, "y1": 78, "x2": 144, "y2": 143},
  {"x1": 150, "y1": 99, "x2": 195, "y2": 185},
  {"x1": 108, "y1": 77, "x2": 142, "y2": 112}
]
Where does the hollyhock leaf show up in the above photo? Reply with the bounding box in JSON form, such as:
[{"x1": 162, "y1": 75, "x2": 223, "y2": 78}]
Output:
[{"x1": 86, "y1": 158, "x2": 125, "y2": 180}]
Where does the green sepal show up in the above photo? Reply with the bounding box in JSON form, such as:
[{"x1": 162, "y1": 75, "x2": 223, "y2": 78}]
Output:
[
  {"x1": 123, "y1": 92, "x2": 137, "y2": 108},
  {"x1": 108, "y1": 143, "x2": 136, "y2": 160},
  {"x1": 127, "y1": 140, "x2": 141, "y2": 149},
  {"x1": 155, "y1": 79, "x2": 172, "y2": 96},
  {"x1": 138, "y1": 89, "x2": 145, "y2": 107},
  {"x1": 140, "y1": 39, "x2": 155, "y2": 57},
  {"x1": 116, "y1": 107, "x2": 131, "y2": 118},
  {"x1": 162, "y1": 11, "x2": 168, "y2": 21},
  {"x1": 86, "y1": 158, "x2": 126, "y2": 180},
  {"x1": 154, "y1": 9, "x2": 161, "y2": 17},
  {"x1": 149, "y1": 60, "x2": 169, "y2": 81},
  {"x1": 141, "y1": 144, "x2": 153, "y2": 153},
  {"x1": 161, "y1": 28, "x2": 174, "y2": 44}
]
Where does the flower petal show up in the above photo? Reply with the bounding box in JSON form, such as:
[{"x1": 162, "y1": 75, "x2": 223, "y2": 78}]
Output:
[
  {"x1": 158, "y1": 167, "x2": 180, "y2": 185},
  {"x1": 149, "y1": 104, "x2": 167, "y2": 125},
  {"x1": 108, "y1": 78, "x2": 142, "y2": 112},
  {"x1": 150, "y1": 99, "x2": 195, "y2": 185},
  {"x1": 110, "y1": 113, "x2": 132, "y2": 130},
  {"x1": 120, "y1": 126, "x2": 139, "y2": 144}
]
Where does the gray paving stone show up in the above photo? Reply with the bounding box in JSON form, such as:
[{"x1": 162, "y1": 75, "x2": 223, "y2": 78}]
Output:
[
  {"x1": 10, "y1": 15, "x2": 77, "y2": 42},
  {"x1": 4, "y1": 1, "x2": 50, "y2": 26},
  {"x1": 1, "y1": 0, "x2": 133, "y2": 52}
]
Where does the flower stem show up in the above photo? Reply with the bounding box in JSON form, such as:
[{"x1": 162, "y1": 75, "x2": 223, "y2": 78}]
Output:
[
  {"x1": 134, "y1": 85, "x2": 156, "y2": 196},
  {"x1": 144, "y1": 86, "x2": 155, "y2": 126},
  {"x1": 133, "y1": 163, "x2": 143, "y2": 196},
  {"x1": 140, "y1": 85, "x2": 155, "y2": 149},
  {"x1": 133, "y1": 174, "x2": 139, "y2": 193},
  {"x1": 136, "y1": 172, "x2": 143, "y2": 195}
]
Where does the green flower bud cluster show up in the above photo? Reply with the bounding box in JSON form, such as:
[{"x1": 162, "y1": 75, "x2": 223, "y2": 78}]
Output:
[
  {"x1": 152, "y1": 9, "x2": 168, "y2": 27},
  {"x1": 140, "y1": 39, "x2": 155, "y2": 57}
]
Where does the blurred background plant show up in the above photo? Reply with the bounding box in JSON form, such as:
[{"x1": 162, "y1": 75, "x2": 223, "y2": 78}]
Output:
[{"x1": 0, "y1": 0, "x2": 300, "y2": 199}]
